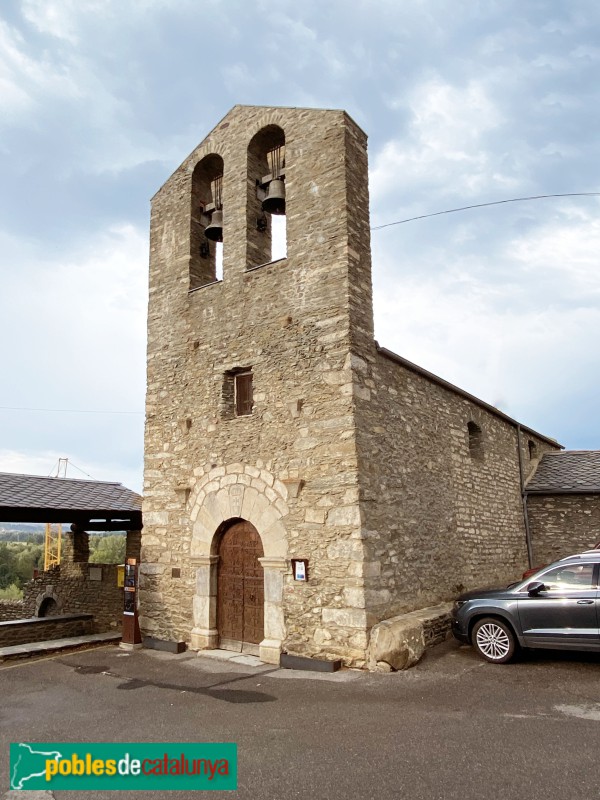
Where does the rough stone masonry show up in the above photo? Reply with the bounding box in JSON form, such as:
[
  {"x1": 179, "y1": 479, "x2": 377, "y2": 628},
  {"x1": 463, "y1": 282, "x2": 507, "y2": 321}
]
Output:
[{"x1": 140, "y1": 105, "x2": 560, "y2": 668}]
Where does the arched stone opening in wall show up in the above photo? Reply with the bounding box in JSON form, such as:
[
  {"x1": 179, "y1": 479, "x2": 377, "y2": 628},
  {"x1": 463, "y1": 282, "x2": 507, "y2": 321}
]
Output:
[
  {"x1": 190, "y1": 152, "x2": 225, "y2": 289},
  {"x1": 189, "y1": 464, "x2": 289, "y2": 665},
  {"x1": 35, "y1": 587, "x2": 63, "y2": 617},
  {"x1": 247, "y1": 124, "x2": 286, "y2": 267}
]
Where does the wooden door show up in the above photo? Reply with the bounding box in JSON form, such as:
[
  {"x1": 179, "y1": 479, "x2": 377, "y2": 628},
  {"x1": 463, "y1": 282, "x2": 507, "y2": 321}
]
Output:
[{"x1": 217, "y1": 521, "x2": 264, "y2": 651}]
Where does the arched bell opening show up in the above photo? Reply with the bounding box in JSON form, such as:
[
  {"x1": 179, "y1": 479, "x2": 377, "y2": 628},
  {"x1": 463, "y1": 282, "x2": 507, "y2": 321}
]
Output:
[
  {"x1": 247, "y1": 125, "x2": 287, "y2": 268},
  {"x1": 190, "y1": 153, "x2": 225, "y2": 289}
]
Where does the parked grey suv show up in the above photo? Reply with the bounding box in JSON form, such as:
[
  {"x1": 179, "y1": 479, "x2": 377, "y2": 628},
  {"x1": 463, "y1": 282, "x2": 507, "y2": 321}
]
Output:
[{"x1": 452, "y1": 551, "x2": 600, "y2": 663}]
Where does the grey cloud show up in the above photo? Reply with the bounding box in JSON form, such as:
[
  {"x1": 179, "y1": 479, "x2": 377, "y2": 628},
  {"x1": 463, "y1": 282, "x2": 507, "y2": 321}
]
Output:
[{"x1": 1, "y1": 0, "x2": 599, "y2": 485}]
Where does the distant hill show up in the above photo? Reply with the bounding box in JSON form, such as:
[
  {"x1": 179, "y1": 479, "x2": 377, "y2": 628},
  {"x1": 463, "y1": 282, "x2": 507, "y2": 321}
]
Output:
[
  {"x1": 0, "y1": 523, "x2": 46, "y2": 533},
  {"x1": 0, "y1": 526, "x2": 126, "y2": 543},
  {"x1": 0, "y1": 524, "x2": 46, "y2": 542}
]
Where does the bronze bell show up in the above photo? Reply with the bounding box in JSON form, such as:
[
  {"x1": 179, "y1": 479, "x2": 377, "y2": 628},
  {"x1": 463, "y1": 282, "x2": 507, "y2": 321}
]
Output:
[
  {"x1": 262, "y1": 178, "x2": 286, "y2": 215},
  {"x1": 204, "y1": 209, "x2": 223, "y2": 242}
]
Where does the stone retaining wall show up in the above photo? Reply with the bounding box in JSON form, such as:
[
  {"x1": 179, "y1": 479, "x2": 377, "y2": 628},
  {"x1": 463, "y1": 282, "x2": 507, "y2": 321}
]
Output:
[
  {"x1": 0, "y1": 600, "x2": 26, "y2": 621},
  {"x1": 423, "y1": 608, "x2": 453, "y2": 648},
  {"x1": 367, "y1": 603, "x2": 453, "y2": 671},
  {"x1": 0, "y1": 614, "x2": 93, "y2": 647}
]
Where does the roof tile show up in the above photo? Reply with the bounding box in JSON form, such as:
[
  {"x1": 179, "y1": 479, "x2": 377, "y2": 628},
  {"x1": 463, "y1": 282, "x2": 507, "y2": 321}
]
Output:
[
  {"x1": 526, "y1": 451, "x2": 600, "y2": 494},
  {"x1": 0, "y1": 472, "x2": 141, "y2": 513}
]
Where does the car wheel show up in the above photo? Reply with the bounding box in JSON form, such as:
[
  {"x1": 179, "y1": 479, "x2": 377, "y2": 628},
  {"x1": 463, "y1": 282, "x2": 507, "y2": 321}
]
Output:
[{"x1": 471, "y1": 617, "x2": 517, "y2": 664}]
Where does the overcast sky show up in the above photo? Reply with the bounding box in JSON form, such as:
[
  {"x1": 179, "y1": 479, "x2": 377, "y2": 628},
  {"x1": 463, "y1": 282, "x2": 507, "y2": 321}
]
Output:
[{"x1": 1, "y1": 0, "x2": 599, "y2": 493}]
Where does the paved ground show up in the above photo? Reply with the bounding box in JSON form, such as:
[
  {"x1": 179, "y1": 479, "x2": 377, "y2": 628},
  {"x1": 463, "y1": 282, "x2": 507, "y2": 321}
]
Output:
[{"x1": 2, "y1": 640, "x2": 600, "y2": 799}]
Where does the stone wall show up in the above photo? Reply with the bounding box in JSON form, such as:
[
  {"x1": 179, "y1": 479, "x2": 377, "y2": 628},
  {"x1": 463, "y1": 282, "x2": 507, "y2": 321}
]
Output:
[
  {"x1": 24, "y1": 563, "x2": 124, "y2": 632},
  {"x1": 0, "y1": 614, "x2": 93, "y2": 647},
  {"x1": 0, "y1": 600, "x2": 26, "y2": 621},
  {"x1": 528, "y1": 494, "x2": 600, "y2": 566},
  {"x1": 0, "y1": 563, "x2": 124, "y2": 633},
  {"x1": 351, "y1": 347, "x2": 560, "y2": 625},
  {"x1": 423, "y1": 609, "x2": 453, "y2": 649},
  {"x1": 142, "y1": 106, "x2": 374, "y2": 665},
  {"x1": 0, "y1": 529, "x2": 139, "y2": 630}
]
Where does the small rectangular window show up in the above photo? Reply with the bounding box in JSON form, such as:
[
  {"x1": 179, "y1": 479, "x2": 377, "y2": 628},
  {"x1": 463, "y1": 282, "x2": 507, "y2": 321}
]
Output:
[
  {"x1": 235, "y1": 372, "x2": 253, "y2": 416},
  {"x1": 467, "y1": 421, "x2": 484, "y2": 460}
]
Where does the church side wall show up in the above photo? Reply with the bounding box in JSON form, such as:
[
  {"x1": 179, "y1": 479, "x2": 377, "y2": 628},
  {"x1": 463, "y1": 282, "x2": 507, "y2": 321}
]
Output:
[
  {"x1": 527, "y1": 494, "x2": 600, "y2": 566},
  {"x1": 353, "y1": 349, "x2": 559, "y2": 623}
]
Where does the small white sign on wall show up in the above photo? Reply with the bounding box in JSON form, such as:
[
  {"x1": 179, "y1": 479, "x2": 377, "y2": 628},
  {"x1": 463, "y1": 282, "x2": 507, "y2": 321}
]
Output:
[
  {"x1": 88, "y1": 567, "x2": 103, "y2": 582},
  {"x1": 292, "y1": 559, "x2": 308, "y2": 582}
]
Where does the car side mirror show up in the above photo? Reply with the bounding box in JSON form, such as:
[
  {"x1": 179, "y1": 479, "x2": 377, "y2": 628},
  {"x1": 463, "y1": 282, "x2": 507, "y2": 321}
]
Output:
[{"x1": 527, "y1": 581, "x2": 546, "y2": 596}]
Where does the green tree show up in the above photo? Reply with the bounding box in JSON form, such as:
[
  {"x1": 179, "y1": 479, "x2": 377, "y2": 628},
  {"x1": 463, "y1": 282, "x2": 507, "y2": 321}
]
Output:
[
  {"x1": 89, "y1": 534, "x2": 126, "y2": 564},
  {"x1": 0, "y1": 583, "x2": 23, "y2": 600},
  {"x1": 0, "y1": 542, "x2": 18, "y2": 589},
  {"x1": 0, "y1": 542, "x2": 44, "y2": 589},
  {"x1": 14, "y1": 544, "x2": 43, "y2": 584}
]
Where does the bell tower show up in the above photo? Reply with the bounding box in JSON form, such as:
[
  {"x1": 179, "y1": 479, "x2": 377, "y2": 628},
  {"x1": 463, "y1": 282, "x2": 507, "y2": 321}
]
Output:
[{"x1": 141, "y1": 106, "x2": 376, "y2": 666}]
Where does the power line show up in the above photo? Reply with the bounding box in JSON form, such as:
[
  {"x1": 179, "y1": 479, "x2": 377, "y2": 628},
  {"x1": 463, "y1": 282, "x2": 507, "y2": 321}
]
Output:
[
  {"x1": 371, "y1": 192, "x2": 600, "y2": 231},
  {"x1": 2, "y1": 192, "x2": 598, "y2": 420},
  {"x1": 0, "y1": 406, "x2": 142, "y2": 415}
]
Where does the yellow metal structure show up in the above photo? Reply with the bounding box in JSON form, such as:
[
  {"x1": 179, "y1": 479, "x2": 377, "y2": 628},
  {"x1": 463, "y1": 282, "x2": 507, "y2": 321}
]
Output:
[{"x1": 44, "y1": 523, "x2": 62, "y2": 570}]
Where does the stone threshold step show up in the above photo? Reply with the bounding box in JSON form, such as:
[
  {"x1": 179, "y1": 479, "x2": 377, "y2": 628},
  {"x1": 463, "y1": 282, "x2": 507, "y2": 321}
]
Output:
[{"x1": 0, "y1": 632, "x2": 121, "y2": 662}]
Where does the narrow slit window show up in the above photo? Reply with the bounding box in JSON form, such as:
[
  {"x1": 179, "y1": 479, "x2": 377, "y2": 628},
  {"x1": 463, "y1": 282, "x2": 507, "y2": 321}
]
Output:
[
  {"x1": 467, "y1": 421, "x2": 483, "y2": 460},
  {"x1": 528, "y1": 440, "x2": 537, "y2": 460},
  {"x1": 235, "y1": 372, "x2": 253, "y2": 416}
]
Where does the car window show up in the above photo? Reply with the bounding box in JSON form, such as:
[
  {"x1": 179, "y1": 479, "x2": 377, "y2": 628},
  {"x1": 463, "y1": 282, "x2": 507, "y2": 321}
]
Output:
[{"x1": 539, "y1": 563, "x2": 596, "y2": 591}]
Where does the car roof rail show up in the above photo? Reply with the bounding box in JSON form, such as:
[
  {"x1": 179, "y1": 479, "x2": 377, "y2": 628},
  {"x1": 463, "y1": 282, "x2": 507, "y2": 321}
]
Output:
[{"x1": 559, "y1": 551, "x2": 600, "y2": 562}]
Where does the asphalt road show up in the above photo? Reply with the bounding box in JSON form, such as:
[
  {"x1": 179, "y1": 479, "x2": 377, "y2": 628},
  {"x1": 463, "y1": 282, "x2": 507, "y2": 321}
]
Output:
[{"x1": 2, "y1": 640, "x2": 600, "y2": 800}]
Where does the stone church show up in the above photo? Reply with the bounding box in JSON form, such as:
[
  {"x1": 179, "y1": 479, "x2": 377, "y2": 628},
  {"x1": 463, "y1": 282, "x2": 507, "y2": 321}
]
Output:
[{"x1": 140, "y1": 105, "x2": 568, "y2": 668}]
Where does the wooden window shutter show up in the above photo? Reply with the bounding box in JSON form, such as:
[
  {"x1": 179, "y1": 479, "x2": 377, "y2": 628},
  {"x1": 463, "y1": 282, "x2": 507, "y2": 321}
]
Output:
[{"x1": 235, "y1": 373, "x2": 253, "y2": 416}]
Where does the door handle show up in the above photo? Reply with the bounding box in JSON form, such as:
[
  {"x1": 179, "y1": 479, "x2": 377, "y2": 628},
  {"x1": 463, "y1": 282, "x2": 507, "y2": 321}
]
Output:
[{"x1": 577, "y1": 599, "x2": 594, "y2": 604}]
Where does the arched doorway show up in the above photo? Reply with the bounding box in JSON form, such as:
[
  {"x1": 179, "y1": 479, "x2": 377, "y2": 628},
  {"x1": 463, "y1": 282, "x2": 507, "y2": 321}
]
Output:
[
  {"x1": 38, "y1": 597, "x2": 59, "y2": 617},
  {"x1": 217, "y1": 520, "x2": 264, "y2": 654},
  {"x1": 189, "y1": 467, "x2": 289, "y2": 664}
]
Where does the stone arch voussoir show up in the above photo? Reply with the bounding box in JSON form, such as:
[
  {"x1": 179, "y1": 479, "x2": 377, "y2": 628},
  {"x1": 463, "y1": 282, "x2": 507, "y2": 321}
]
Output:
[{"x1": 189, "y1": 464, "x2": 289, "y2": 560}]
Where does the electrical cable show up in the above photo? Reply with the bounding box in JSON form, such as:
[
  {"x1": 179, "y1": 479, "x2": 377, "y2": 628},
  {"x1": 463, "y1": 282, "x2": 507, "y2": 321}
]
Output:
[
  {"x1": 371, "y1": 192, "x2": 600, "y2": 230},
  {"x1": 2, "y1": 193, "x2": 599, "y2": 419},
  {"x1": 67, "y1": 461, "x2": 96, "y2": 479},
  {"x1": 0, "y1": 406, "x2": 142, "y2": 415}
]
